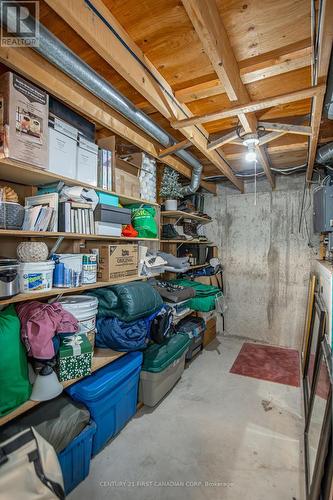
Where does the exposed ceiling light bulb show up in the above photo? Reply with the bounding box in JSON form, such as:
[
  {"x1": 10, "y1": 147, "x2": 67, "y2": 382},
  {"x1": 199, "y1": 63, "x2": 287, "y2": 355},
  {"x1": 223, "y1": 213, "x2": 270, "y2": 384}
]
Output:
[{"x1": 245, "y1": 146, "x2": 257, "y2": 162}]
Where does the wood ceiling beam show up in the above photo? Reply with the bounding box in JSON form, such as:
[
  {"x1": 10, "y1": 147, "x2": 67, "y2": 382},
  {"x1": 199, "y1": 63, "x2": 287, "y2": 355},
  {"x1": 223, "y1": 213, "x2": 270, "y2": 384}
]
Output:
[
  {"x1": 306, "y1": 0, "x2": 333, "y2": 181},
  {"x1": 208, "y1": 130, "x2": 239, "y2": 151},
  {"x1": 175, "y1": 38, "x2": 312, "y2": 104},
  {"x1": 0, "y1": 46, "x2": 214, "y2": 194},
  {"x1": 258, "y1": 131, "x2": 287, "y2": 146},
  {"x1": 181, "y1": 0, "x2": 274, "y2": 187},
  {"x1": 173, "y1": 85, "x2": 325, "y2": 129},
  {"x1": 258, "y1": 122, "x2": 313, "y2": 136},
  {"x1": 158, "y1": 139, "x2": 192, "y2": 158},
  {"x1": 45, "y1": 0, "x2": 243, "y2": 192}
]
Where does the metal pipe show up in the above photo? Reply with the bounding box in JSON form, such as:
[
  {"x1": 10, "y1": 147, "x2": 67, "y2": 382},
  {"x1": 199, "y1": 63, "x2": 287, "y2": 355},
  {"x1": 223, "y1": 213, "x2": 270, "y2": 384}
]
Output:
[
  {"x1": 2, "y1": 11, "x2": 202, "y2": 194},
  {"x1": 316, "y1": 142, "x2": 333, "y2": 165}
]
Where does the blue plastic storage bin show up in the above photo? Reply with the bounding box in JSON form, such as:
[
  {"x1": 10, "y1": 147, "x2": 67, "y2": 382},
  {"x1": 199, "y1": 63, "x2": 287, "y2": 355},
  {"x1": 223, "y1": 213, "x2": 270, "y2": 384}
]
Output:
[
  {"x1": 58, "y1": 420, "x2": 96, "y2": 494},
  {"x1": 66, "y1": 352, "x2": 143, "y2": 456}
]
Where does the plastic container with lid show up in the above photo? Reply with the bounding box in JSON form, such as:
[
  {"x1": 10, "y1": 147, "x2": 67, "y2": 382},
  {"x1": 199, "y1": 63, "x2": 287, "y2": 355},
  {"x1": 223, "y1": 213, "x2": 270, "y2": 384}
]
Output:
[
  {"x1": 139, "y1": 333, "x2": 191, "y2": 407},
  {"x1": 19, "y1": 260, "x2": 55, "y2": 293},
  {"x1": 66, "y1": 352, "x2": 142, "y2": 455},
  {"x1": 57, "y1": 296, "x2": 98, "y2": 347}
]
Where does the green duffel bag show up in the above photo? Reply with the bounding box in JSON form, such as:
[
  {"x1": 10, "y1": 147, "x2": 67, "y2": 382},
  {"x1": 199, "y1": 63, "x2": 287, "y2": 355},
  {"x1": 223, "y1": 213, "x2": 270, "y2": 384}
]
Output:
[
  {"x1": 127, "y1": 204, "x2": 158, "y2": 238},
  {"x1": 0, "y1": 304, "x2": 31, "y2": 416}
]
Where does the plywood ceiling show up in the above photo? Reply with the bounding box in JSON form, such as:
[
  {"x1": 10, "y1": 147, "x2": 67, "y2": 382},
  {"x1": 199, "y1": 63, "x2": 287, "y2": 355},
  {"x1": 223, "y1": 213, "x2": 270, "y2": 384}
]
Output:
[{"x1": 35, "y1": 0, "x2": 333, "y2": 188}]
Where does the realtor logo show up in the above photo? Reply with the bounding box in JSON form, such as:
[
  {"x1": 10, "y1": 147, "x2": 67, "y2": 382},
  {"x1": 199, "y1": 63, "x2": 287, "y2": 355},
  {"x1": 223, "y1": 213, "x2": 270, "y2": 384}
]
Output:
[{"x1": 0, "y1": 1, "x2": 39, "y2": 47}]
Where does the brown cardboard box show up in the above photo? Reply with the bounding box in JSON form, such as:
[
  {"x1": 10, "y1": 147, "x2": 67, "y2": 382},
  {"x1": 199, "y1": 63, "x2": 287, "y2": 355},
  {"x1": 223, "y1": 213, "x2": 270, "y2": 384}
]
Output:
[
  {"x1": 114, "y1": 157, "x2": 140, "y2": 198},
  {"x1": 84, "y1": 243, "x2": 138, "y2": 281},
  {"x1": 194, "y1": 274, "x2": 222, "y2": 288},
  {"x1": 0, "y1": 72, "x2": 48, "y2": 168},
  {"x1": 115, "y1": 167, "x2": 140, "y2": 199},
  {"x1": 203, "y1": 318, "x2": 217, "y2": 347}
]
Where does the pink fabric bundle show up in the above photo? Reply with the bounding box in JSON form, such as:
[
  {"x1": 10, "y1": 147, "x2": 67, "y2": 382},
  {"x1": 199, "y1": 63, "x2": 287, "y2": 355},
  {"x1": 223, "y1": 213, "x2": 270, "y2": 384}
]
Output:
[{"x1": 16, "y1": 301, "x2": 79, "y2": 360}]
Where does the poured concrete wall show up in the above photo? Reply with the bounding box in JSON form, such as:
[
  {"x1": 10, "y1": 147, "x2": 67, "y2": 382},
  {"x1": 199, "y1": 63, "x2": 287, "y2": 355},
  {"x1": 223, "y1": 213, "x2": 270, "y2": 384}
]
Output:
[{"x1": 205, "y1": 175, "x2": 319, "y2": 349}]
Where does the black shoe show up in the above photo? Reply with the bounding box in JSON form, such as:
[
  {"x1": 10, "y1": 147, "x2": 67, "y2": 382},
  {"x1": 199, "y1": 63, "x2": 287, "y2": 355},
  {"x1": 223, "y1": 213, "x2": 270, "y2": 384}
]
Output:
[{"x1": 162, "y1": 224, "x2": 185, "y2": 240}]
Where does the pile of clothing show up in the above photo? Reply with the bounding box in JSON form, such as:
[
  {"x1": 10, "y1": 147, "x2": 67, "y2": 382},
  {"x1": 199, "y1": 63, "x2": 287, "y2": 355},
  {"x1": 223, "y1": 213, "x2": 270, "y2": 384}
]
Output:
[
  {"x1": 87, "y1": 282, "x2": 163, "y2": 351},
  {"x1": 157, "y1": 251, "x2": 190, "y2": 273}
]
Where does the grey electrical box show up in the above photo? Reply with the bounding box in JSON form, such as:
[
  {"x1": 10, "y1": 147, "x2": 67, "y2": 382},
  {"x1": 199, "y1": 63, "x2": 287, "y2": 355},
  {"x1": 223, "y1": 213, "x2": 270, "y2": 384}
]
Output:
[{"x1": 313, "y1": 185, "x2": 333, "y2": 233}]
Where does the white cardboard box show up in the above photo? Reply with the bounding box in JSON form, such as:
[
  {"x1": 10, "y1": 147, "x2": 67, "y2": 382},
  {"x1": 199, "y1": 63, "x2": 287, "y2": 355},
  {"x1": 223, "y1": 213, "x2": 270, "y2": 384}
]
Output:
[
  {"x1": 94, "y1": 221, "x2": 122, "y2": 236},
  {"x1": 77, "y1": 135, "x2": 98, "y2": 186},
  {"x1": 0, "y1": 72, "x2": 49, "y2": 168},
  {"x1": 48, "y1": 117, "x2": 78, "y2": 179}
]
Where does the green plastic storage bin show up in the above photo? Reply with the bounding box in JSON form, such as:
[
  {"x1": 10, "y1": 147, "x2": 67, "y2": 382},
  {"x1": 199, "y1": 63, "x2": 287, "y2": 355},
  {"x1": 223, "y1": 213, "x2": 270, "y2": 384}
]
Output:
[
  {"x1": 139, "y1": 334, "x2": 191, "y2": 407},
  {"x1": 142, "y1": 333, "x2": 191, "y2": 373}
]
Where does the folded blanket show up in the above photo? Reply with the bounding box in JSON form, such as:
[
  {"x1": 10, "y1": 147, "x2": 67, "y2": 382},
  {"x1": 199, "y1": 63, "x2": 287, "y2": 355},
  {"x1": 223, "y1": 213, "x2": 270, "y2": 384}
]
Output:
[
  {"x1": 172, "y1": 279, "x2": 222, "y2": 312},
  {"x1": 87, "y1": 282, "x2": 162, "y2": 322}
]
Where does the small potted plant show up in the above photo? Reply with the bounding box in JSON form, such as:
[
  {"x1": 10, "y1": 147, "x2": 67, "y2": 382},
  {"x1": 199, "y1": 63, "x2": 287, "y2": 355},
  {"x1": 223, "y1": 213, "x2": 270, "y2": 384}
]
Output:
[{"x1": 159, "y1": 166, "x2": 183, "y2": 211}]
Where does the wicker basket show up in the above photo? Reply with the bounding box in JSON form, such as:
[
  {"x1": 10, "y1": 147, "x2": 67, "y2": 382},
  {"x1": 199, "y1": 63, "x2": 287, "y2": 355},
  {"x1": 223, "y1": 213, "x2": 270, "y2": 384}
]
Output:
[{"x1": 0, "y1": 202, "x2": 24, "y2": 230}]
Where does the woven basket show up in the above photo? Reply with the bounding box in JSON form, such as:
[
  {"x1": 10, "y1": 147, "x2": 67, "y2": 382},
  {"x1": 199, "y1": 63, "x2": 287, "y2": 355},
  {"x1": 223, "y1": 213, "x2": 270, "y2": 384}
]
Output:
[{"x1": 0, "y1": 202, "x2": 24, "y2": 229}]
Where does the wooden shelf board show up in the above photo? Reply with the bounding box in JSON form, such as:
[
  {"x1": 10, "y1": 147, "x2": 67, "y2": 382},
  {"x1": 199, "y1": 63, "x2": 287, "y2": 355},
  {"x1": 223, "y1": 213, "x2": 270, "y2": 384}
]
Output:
[
  {"x1": 0, "y1": 158, "x2": 158, "y2": 206},
  {"x1": 0, "y1": 350, "x2": 126, "y2": 426},
  {"x1": 0, "y1": 276, "x2": 144, "y2": 306},
  {"x1": 161, "y1": 211, "x2": 212, "y2": 223},
  {"x1": 163, "y1": 263, "x2": 209, "y2": 273},
  {"x1": 0, "y1": 229, "x2": 159, "y2": 241},
  {"x1": 160, "y1": 239, "x2": 212, "y2": 244}
]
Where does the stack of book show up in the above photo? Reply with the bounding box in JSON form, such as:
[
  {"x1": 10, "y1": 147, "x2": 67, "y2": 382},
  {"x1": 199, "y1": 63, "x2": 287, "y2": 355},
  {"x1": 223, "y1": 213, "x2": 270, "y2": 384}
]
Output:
[
  {"x1": 58, "y1": 201, "x2": 95, "y2": 234},
  {"x1": 22, "y1": 205, "x2": 55, "y2": 231},
  {"x1": 97, "y1": 148, "x2": 113, "y2": 191}
]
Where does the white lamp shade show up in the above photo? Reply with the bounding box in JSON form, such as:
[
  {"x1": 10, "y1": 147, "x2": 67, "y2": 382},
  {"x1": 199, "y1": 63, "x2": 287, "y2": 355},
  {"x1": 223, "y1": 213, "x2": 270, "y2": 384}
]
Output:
[{"x1": 30, "y1": 370, "x2": 63, "y2": 402}]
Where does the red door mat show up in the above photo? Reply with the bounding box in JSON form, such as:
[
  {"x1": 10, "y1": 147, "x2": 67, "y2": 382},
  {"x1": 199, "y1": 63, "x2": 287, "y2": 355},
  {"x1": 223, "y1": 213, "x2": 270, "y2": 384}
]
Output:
[{"x1": 230, "y1": 342, "x2": 300, "y2": 387}]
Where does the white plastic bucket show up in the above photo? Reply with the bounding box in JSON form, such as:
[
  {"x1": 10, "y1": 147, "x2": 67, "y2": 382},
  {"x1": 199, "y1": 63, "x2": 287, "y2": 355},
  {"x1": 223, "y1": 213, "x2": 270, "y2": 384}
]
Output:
[
  {"x1": 165, "y1": 199, "x2": 177, "y2": 211},
  {"x1": 58, "y1": 295, "x2": 98, "y2": 346},
  {"x1": 19, "y1": 261, "x2": 55, "y2": 293}
]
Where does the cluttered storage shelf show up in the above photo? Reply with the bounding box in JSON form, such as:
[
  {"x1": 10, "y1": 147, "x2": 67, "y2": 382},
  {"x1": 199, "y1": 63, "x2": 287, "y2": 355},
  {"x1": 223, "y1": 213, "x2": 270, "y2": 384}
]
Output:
[
  {"x1": 0, "y1": 229, "x2": 159, "y2": 241},
  {"x1": 161, "y1": 211, "x2": 212, "y2": 224},
  {"x1": 0, "y1": 350, "x2": 126, "y2": 426},
  {"x1": 0, "y1": 276, "x2": 146, "y2": 307},
  {"x1": 0, "y1": 158, "x2": 159, "y2": 207}
]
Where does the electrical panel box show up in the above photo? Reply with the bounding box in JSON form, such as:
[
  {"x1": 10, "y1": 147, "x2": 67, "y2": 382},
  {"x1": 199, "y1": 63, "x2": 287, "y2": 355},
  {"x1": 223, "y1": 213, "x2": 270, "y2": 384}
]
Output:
[{"x1": 313, "y1": 185, "x2": 333, "y2": 233}]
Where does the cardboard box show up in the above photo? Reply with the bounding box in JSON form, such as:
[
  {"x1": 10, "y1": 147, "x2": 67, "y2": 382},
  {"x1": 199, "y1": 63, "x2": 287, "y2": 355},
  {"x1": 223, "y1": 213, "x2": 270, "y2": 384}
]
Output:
[
  {"x1": 48, "y1": 117, "x2": 77, "y2": 178},
  {"x1": 84, "y1": 243, "x2": 138, "y2": 281},
  {"x1": 0, "y1": 72, "x2": 49, "y2": 168},
  {"x1": 77, "y1": 134, "x2": 98, "y2": 186},
  {"x1": 202, "y1": 318, "x2": 217, "y2": 347},
  {"x1": 115, "y1": 163, "x2": 140, "y2": 199}
]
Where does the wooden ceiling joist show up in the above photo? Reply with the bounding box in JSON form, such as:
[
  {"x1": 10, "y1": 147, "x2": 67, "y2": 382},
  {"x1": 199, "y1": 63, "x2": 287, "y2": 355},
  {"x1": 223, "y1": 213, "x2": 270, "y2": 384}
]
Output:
[
  {"x1": 158, "y1": 139, "x2": 192, "y2": 159},
  {"x1": 46, "y1": 0, "x2": 244, "y2": 192},
  {"x1": 258, "y1": 131, "x2": 287, "y2": 146},
  {"x1": 258, "y1": 122, "x2": 313, "y2": 136},
  {"x1": 175, "y1": 38, "x2": 312, "y2": 104},
  {"x1": 0, "y1": 46, "x2": 214, "y2": 194},
  {"x1": 173, "y1": 85, "x2": 324, "y2": 129},
  {"x1": 181, "y1": 0, "x2": 275, "y2": 187},
  {"x1": 306, "y1": 0, "x2": 333, "y2": 181},
  {"x1": 207, "y1": 130, "x2": 239, "y2": 151}
]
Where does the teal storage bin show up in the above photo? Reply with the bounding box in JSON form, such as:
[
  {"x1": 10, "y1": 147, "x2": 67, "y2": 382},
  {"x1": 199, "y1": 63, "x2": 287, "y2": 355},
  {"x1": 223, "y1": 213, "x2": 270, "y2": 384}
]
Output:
[
  {"x1": 58, "y1": 420, "x2": 96, "y2": 494},
  {"x1": 66, "y1": 352, "x2": 143, "y2": 456},
  {"x1": 97, "y1": 192, "x2": 119, "y2": 206}
]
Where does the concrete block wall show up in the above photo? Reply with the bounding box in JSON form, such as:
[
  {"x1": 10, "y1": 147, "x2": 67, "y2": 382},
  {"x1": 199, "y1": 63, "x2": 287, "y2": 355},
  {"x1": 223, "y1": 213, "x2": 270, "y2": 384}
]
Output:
[{"x1": 205, "y1": 174, "x2": 319, "y2": 349}]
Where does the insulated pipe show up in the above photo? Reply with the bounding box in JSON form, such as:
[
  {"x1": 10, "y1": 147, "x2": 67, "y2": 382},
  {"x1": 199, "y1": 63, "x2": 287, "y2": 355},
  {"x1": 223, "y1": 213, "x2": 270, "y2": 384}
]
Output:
[
  {"x1": 2, "y1": 12, "x2": 202, "y2": 195},
  {"x1": 316, "y1": 142, "x2": 333, "y2": 165}
]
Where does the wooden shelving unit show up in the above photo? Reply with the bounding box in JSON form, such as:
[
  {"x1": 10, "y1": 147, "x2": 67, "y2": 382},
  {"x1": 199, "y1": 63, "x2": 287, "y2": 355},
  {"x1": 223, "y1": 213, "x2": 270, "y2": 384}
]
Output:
[
  {"x1": 161, "y1": 239, "x2": 212, "y2": 244},
  {"x1": 0, "y1": 350, "x2": 126, "y2": 426},
  {"x1": 0, "y1": 158, "x2": 158, "y2": 207},
  {"x1": 0, "y1": 276, "x2": 145, "y2": 306},
  {"x1": 161, "y1": 210, "x2": 212, "y2": 224},
  {"x1": 0, "y1": 229, "x2": 158, "y2": 242}
]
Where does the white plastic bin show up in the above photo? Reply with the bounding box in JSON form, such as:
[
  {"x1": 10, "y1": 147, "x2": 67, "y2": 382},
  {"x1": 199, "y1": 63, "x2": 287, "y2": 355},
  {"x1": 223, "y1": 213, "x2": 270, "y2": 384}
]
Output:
[{"x1": 19, "y1": 261, "x2": 55, "y2": 293}]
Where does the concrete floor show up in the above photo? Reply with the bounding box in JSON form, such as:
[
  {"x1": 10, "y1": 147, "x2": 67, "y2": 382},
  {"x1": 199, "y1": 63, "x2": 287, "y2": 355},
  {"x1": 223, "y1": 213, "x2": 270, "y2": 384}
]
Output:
[{"x1": 69, "y1": 337, "x2": 305, "y2": 500}]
